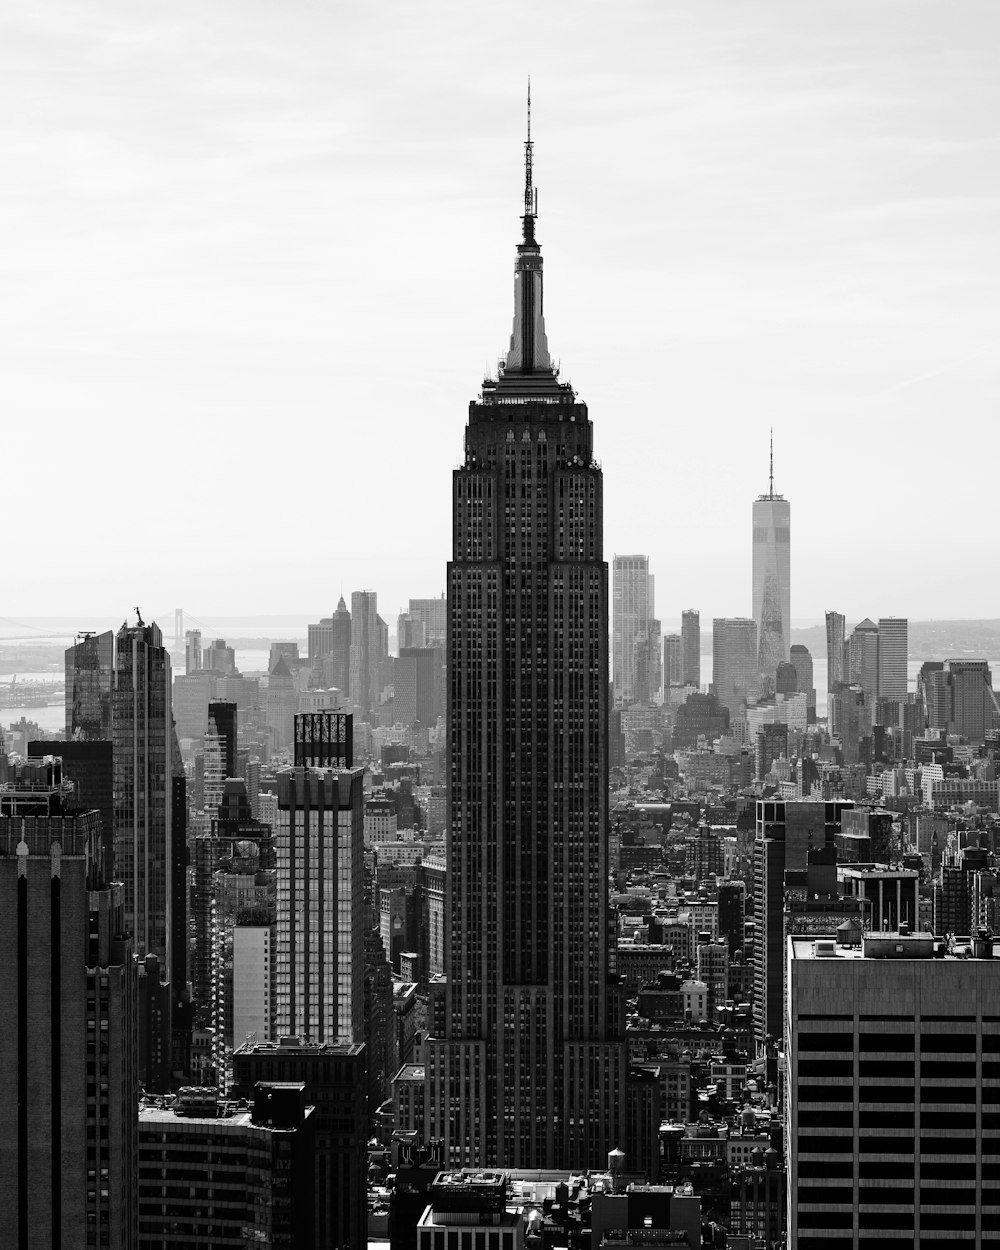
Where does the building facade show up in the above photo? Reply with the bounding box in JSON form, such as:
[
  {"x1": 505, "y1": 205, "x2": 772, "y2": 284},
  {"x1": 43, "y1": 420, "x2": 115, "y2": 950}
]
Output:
[
  {"x1": 65, "y1": 629, "x2": 114, "y2": 740},
  {"x1": 138, "y1": 1084, "x2": 315, "y2": 1249},
  {"x1": 787, "y1": 931, "x2": 1000, "y2": 1245},
  {"x1": 232, "y1": 1039, "x2": 367, "y2": 1250},
  {"x1": 0, "y1": 757, "x2": 137, "y2": 1250},
  {"x1": 274, "y1": 765, "x2": 365, "y2": 1045}
]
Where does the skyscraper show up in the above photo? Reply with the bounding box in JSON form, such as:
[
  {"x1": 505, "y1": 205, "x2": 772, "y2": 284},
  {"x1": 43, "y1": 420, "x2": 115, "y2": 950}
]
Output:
[
  {"x1": 408, "y1": 595, "x2": 447, "y2": 647},
  {"x1": 663, "y1": 634, "x2": 682, "y2": 686},
  {"x1": 789, "y1": 643, "x2": 816, "y2": 723},
  {"x1": 113, "y1": 617, "x2": 173, "y2": 968},
  {"x1": 427, "y1": 105, "x2": 623, "y2": 1169},
  {"x1": 202, "y1": 637, "x2": 236, "y2": 675},
  {"x1": 825, "y1": 609, "x2": 846, "y2": 698},
  {"x1": 208, "y1": 699, "x2": 237, "y2": 779},
  {"x1": 752, "y1": 434, "x2": 791, "y2": 676},
  {"x1": 944, "y1": 658, "x2": 996, "y2": 741},
  {"x1": 184, "y1": 628, "x2": 202, "y2": 674},
  {"x1": 847, "y1": 617, "x2": 879, "y2": 700},
  {"x1": 308, "y1": 597, "x2": 352, "y2": 693},
  {"x1": 681, "y1": 609, "x2": 701, "y2": 688},
  {"x1": 0, "y1": 755, "x2": 137, "y2": 1250},
  {"x1": 712, "y1": 617, "x2": 758, "y2": 718},
  {"x1": 613, "y1": 554, "x2": 653, "y2": 707},
  {"x1": 349, "y1": 590, "x2": 381, "y2": 718},
  {"x1": 274, "y1": 763, "x2": 364, "y2": 1045},
  {"x1": 877, "y1": 616, "x2": 908, "y2": 700},
  {"x1": 65, "y1": 629, "x2": 114, "y2": 740},
  {"x1": 786, "y1": 931, "x2": 1000, "y2": 1244}
]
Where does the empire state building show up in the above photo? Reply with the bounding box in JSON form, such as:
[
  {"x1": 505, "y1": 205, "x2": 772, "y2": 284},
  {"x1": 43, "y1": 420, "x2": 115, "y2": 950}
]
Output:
[{"x1": 425, "y1": 105, "x2": 625, "y2": 1168}]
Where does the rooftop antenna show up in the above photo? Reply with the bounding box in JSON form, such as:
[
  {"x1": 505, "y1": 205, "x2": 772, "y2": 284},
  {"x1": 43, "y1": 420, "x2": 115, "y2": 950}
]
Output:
[
  {"x1": 769, "y1": 427, "x2": 774, "y2": 498},
  {"x1": 522, "y1": 78, "x2": 536, "y2": 239}
]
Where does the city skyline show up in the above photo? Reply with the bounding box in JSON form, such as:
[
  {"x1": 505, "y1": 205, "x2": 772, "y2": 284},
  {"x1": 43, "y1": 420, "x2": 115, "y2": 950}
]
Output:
[
  {"x1": 5, "y1": 6, "x2": 1000, "y2": 1241},
  {"x1": 4, "y1": 2, "x2": 999, "y2": 621}
]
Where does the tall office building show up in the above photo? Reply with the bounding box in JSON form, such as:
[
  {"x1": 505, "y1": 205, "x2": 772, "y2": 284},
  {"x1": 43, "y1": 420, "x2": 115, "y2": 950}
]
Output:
[
  {"x1": 113, "y1": 618, "x2": 173, "y2": 968},
  {"x1": 308, "y1": 597, "x2": 352, "y2": 693},
  {"x1": 426, "y1": 108, "x2": 624, "y2": 1169},
  {"x1": 752, "y1": 435, "x2": 791, "y2": 675},
  {"x1": 208, "y1": 699, "x2": 237, "y2": 779},
  {"x1": 184, "y1": 628, "x2": 202, "y2": 673},
  {"x1": 789, "y1": 643, "x2": 816, "y2": 723},
  {"x1": 264, "y1": 655, "x2": 296, "y2": 752},
  {"x1": 274, "y1": 764, "x2": 365, "y2": 1045},
  {"x1": 30, "y1": 737, "x2": 115, "y2": 885},
  {"x1": 408, "y1": 595, "x2": 447, "y2": 647},
  {"x1": 0, "y1": 755, "x2": 137, "y2": 1250},
  {"x1": 877, "y1": 616, "x2": 908, "y2": 700},
  {"x1": 202, "y1": 715, "x2": 227, "y2": 823},
  {"x1": 847, "y1": 618, "x2": 879, "y2": 700},
  {"x1": 681, "y1": 609, "x2": 701, "y2": 688},
  {"x1": 787, "y1": 930, "x2": 1000, "y2": 1245},
  {"x1": 663, "y1": 634, "x2": 683, "y2": 686},
  {"x1": 825, "y1": 610, "x2": 846, "y2": 698},
  {"x1": 396, "y1": 611, "x2": 424, "y2": 650},
  {"x1": 349, "y1": 590, "x2": 382, "y2": 719},
  {"x1": 753, "y1": 798, "x2": 855, "y2": 1050},
  {"x1": 232, "y1": 1039, "x2": 368, "y2": 1250},
  {"x1": 395, "y1": 646, "x2": 443, "y2": 726},
  {"x1": 202, "y1": 637, "x2": 237, "y2": 675},
  {"x1": 945, "y1": 659, "x2": 996, "y2": 742},
  {"x1": 712, "y1": 617, "x2": 758, "y2": 718},
  {"x1": 65, "y1": 629, "x2": 114, "y2": 740},
  {"x1": 138, "y1": 1085, "x2": 315, "y2": 1249},
  {"x1": 613, "y1": 554, "x2": 653, "y2": 706}
]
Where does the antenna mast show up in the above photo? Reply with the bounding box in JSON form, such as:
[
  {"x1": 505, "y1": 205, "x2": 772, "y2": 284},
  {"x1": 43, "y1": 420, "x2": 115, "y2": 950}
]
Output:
[
  {"x1": 769, "y1": 427, "x2": 774, "y2": 498},
  {"x1": 522, "y1": 79, "x2": 536, "y2": 239}
]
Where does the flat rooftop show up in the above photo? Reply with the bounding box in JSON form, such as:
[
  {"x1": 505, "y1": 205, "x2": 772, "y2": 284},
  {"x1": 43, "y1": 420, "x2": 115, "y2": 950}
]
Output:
[{"x1": 791, "y1": 932, "x2": 1000, "y2": 962}]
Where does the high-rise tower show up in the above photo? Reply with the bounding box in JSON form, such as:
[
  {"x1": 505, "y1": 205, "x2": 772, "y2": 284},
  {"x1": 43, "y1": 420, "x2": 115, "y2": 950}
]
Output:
[
  {"x1": 349, "y1": 590, "x2": 381, "y2": 718},
  {"x1": 65, "y1": 629, "x2": 114, "y2": 740},
  {"x1": 426, "y1": 97, "x2": 624, "y2": 1169},
  {"x1": 681, "y1": 609, "x2": 701, "y2": 689},
  {"x1": 877, "y1": 616, "x2": 908, "y2": 700},
  {"x1": 752, "y1": 432, "x2": 791, "y2": 677},
  {"x1": 612, "y1": 555, "x2": 653, "y2": 707},
  {"x1": 113, "y1": 617, "x2": 173, "y2": 969}
]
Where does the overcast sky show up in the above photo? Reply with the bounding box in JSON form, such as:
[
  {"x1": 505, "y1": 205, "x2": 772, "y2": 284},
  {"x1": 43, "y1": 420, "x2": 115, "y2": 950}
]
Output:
[{"x1": 3, "y1": 0, "x2": 998, "y2": 629}]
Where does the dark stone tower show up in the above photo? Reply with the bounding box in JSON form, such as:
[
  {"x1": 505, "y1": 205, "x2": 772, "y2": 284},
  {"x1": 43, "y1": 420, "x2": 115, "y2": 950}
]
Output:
[{"x1": 426, "y1": 94, "x2": 624, "y2": 1168}]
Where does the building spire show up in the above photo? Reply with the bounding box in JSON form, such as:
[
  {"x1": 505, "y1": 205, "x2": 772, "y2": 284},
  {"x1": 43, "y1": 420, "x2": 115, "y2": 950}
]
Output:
[
  {"x1": 523, "y1": 78, "x2": 537, "y2": 243},
  {"x1": 769, "y1": 427, "x2": 774, "y2": 498}
]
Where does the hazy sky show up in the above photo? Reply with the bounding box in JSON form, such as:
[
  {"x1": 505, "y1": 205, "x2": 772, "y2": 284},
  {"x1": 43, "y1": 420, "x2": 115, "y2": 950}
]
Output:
[{"x1": 4, "y1": 0, "x2": 998, "y2": 629}]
